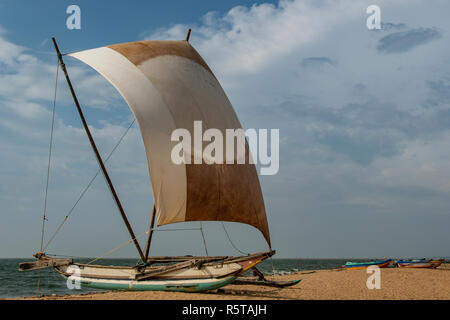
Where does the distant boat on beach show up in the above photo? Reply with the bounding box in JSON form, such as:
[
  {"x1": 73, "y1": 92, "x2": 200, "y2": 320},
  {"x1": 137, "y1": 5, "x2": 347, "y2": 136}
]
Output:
[
  {"x1": 345, "y1": 259, "x2": 392, "y2": 270},
  {"x1": 397, "y1": 258, "x2": 444, "y2": 268},
  {"x1": 397, "y1": 260, "x2": 434, "y2": 268},
  {"x1": 429, "y1": 259, "x2": 445, "y2": 268}
]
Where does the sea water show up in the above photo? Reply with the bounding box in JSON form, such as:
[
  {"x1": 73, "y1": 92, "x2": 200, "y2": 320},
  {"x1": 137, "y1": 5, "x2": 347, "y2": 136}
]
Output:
[{"x1": 0, "y1": 258, "x2": 368, "y2": 298}]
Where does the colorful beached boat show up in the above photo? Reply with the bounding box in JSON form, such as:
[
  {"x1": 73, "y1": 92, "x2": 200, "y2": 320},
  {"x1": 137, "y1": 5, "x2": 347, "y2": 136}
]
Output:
[
  {"x1": 18, "y1": 30, "x2": 285, "y2": 292},
  {"x1": 397, "y1": 258, "x2": 445, "y2": 268},
  {"x1": 397, "y1": 260, "x2": 434, "y2": 268},
  {"x1": 429, "y1": 259, "x2": 445, "y2": 268},
  {"x1": 345, "y1": 259, "x2": 392, "y2": 270}
]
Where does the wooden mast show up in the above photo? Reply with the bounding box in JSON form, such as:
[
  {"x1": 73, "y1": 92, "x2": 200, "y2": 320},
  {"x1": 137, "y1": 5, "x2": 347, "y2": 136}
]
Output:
[
  {"x1": 143, "y1": 205, "x2": 156, "y2": 262},
  {"x1": 51, "y1": 37, "x2": 145, "y2": 262},
  {"x1": 185, "y1": 28, "x2": 191, "y2": 42}
]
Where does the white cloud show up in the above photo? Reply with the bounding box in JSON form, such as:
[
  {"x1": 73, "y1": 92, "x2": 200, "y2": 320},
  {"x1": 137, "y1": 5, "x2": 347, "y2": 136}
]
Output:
[
  {"x1": 0, "y1": 33, "x2": 121, "y2": 119},
  {"x1": 143, "y1": 0, "x2": 450, "y2": 257},
  {"x1": 141, "y1": 0, "x2": 450, "y2": 193},
  {"x1": 0, "y1": 35, "x2": 24, "y2": 67},
  {"x1": 2, "y1": 99, "x2": 49, "y2": 119},
  {"x1": 146, "y1": 0, "x2": 363, "y2": 76}
]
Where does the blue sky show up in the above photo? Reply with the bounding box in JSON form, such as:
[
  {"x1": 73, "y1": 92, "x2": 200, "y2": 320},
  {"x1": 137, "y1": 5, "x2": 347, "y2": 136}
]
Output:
[{"x1": 1, "y1": 0, "x2": 450, "y2": 259}]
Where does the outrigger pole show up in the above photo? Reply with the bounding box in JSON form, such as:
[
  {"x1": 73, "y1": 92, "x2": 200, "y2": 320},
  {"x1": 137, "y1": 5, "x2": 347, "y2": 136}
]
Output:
[{"x1": 51, "y1": 37, "x2": 145, "y2": 262}]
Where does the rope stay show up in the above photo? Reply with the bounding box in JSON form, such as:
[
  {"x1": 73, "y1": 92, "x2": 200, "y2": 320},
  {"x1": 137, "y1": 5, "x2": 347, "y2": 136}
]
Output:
[
  {"x1": 87, "y1": 229, "x2": 150, "y2": 265},
  {"x1": 37, "y1": 60, "x2": 59, "y2": 296},
  {"x1": 43, "y1": 118, "x2": 136, "y2": 251},
  {"x1": 39, "y1": 61, "x2": 59, "y2": 252},
  {"x1": 45, "y1": 223, "x2": 253, "y2": 268},
  {"x1": 44, "y1": 227, "x2": 203, "y2": 265},
  {"x1": 200, "y1": 222, "x2": 209, "y2": 256},
  {"x1": 221, "y1": 222, "x2": 275, "y2": 277},
  {"x1": 221, "y1": 222, "x2": 275, "y2": 278},
  {"x1": 221, "y1": 222, "x2": 250, "y2": 255}
]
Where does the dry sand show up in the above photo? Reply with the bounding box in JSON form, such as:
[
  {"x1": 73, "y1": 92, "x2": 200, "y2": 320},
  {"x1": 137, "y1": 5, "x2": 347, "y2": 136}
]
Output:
[{"x1": 13, "y1": 264, "x2": 450, "y2": 300}]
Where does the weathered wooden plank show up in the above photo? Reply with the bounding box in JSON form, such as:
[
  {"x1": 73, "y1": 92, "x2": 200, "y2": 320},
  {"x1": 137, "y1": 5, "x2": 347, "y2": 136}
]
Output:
[
  {"x1": 146, "y1": 255, "x2": 229, "y2": 263},
  {"x1": 19, "y1": 258, "x2": 73, "y2": 272},
  {"x1": 144, "y1": 250, "x2": 274, "y2": 264},
  {"x1": 135, "y1": 260, "x2": 197, "y2": 281}
]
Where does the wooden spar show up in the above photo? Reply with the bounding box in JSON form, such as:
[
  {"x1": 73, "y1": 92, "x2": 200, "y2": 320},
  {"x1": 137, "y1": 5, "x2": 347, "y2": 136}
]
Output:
[
  {"x1": 19, "y1": 257, "x2": 73, "y2": 272},
  {"x1": 185, "y1": 28, "x2": 191, "y2": 42},
  {"x1": 51, "y1": 38, "x2": 145, "y2": 262},
  {"x1": 146, "y1": 256, "x2": 229, "y2": 263},
  {"x1": 135, "y1": 260, "x2": 197, "y2": 281},
  {"x1": 145, "y1": 251, "x2": 275, "y2": 264},
  {"x1": 143, "y1": 205, "x2": 156, "y2": 262}
]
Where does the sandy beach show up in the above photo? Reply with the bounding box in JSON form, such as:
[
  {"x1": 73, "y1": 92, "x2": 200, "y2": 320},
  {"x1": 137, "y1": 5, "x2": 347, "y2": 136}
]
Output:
[{"x1": 12, "y1": 264, "x2": 450, "y2": 300}]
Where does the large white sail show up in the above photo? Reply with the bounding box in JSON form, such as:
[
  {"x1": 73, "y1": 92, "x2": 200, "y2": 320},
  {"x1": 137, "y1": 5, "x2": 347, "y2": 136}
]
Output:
[{"x1": 69, "y1": 40, "x2": 270, "y2": 246}]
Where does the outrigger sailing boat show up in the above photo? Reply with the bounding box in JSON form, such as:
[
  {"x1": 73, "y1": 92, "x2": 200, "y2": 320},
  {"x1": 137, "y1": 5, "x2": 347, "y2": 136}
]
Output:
[{"x1": 19, "y1": 30, "x2": 278, "y2": 292}]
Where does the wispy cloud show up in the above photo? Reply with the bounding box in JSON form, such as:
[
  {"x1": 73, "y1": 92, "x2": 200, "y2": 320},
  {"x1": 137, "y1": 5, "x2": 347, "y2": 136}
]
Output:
[
  {"x1": 377, "y1": 27, "x2": 442, "y2": 54},
  {"x1": 379, "y1": 22, "x2": 408, "y2": 32},
  {"x1": 0, "y1": 33, "x2": 121, "y2": 116},
  {"x1": 301, "y1": 57, "x2": 336, "y2": 70},
  {"x1": 424, "y1": 77, "x2": 450, "y2": 108},
  {"x1": 144, "y1": 0, "x2": 360, "y2": 76}
]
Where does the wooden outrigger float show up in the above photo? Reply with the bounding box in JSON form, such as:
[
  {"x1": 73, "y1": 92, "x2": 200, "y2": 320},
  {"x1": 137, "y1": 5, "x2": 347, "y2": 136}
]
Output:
[
  {"x1": 234, "y1": 267, "x2": 301, "y2": 288},
  {"x1": 19, "y1": 30, "x2": 291, "y2": 293}
]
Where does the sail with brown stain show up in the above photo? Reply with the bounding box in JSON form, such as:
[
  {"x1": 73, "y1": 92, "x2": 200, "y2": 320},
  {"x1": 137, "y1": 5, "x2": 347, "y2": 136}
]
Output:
[{"x1": 68, "y1": 39, "x2": 270, "y2": 247}]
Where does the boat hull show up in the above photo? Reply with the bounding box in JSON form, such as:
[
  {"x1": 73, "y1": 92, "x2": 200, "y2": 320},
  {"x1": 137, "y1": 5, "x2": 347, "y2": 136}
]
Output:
[
  {"x1": 345, "y1": 259, "x2": 392, "y2": 270},
  {"x1": 55, "y1": 251, "x2": 272, "y2": 292},
  {"x1": 71, "y1": 274, "x2": 238, "y2": 292},
  {"x1": 429, "y1": 259, "x2": 444, "y2": 268},
  {"x1": 397, "y1": 261, "x2": 434, "y2": 268}
]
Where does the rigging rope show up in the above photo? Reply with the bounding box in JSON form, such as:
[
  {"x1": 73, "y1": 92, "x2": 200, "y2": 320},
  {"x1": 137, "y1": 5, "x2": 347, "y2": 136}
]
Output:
[
  {"x1": 43, "y1": 253, "x2": 93, "y2": 259},
  {"x1": 83, "y1": 227, "x2": 203, "y2": 265},
  {"x1": 37, "y1": 60, "x2": 59, "y2": 296},
  {"x1": 221, "y1": 222, "x2": 249, "y2": 255},
  {"x1": 87, "y1": 230, "x2": 149, "y2": 265},
  {"x1": 44, "y1": 227, "x2": 203, "y2": 265},
  {"x1": 39, "y1": 61, "x2": 59, "y2": 252},
  {"x1": 36, "y1": 268, "x2": 43, "y2": 297},
  {"x1": 155, "y1": 228, "x2": 201, "y2": 232},
  {"x1": 43, "y1": 118, "x2": 136, "y2": 251},
  {"x1": 200, "y1": 222, "x2": 209, "y2": 256}
]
